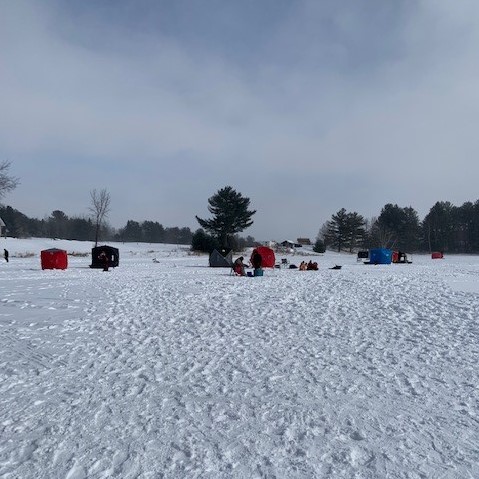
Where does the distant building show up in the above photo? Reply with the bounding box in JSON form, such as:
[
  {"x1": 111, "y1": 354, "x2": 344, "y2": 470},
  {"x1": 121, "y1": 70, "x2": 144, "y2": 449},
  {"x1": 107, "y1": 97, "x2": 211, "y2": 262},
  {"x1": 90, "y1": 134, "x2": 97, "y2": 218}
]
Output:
[
  {"x1": 297, "y1": 238, "x2": 311, "y2": 246},
  {"x1": 281, "y1": 240, "x2": 302, "y2": 248},
  {"x1": 0, "y1": 218, "x2": 6, "y2": 238}
]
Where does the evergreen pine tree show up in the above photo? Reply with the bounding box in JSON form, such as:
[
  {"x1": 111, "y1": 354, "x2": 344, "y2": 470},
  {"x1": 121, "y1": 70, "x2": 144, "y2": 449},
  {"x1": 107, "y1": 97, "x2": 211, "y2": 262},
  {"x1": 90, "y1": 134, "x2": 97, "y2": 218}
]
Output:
[{"x1": 195, "y1": 186, "x2": 256, "y2": 248}]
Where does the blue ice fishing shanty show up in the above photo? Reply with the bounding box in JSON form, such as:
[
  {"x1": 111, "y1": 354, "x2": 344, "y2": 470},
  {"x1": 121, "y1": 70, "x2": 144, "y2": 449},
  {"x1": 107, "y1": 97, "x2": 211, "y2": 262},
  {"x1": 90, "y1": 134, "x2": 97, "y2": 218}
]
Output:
[{"x1": 369, "y1": 248, "x2": 392, "y2": 265}]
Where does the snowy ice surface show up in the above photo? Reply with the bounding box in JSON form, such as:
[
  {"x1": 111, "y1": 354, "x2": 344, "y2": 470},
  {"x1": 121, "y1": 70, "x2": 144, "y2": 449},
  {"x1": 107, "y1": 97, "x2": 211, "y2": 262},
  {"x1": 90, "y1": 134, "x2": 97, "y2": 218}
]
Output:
[{"x1": 0, "y1": 238, "x2": 478, "y2": 479}]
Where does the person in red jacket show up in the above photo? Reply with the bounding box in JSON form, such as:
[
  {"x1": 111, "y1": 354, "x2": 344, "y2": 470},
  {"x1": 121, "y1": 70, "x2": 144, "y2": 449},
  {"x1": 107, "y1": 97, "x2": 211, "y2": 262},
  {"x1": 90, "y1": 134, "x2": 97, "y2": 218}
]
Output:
[{"x1": 233, "y1": 256, "x2": 246, "y2": 276}]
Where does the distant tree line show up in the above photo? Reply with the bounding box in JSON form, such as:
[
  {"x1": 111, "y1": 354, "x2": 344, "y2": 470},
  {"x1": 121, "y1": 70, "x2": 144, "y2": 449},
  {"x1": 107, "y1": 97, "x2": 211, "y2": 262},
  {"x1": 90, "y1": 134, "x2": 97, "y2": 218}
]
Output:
[
  {"x1": 191, "y1": 229, "x2": 257, "y2": 252},
  {"x1": 3, "y1": 197, "x2": 479, "y2": 254},
  {"x1": 118, "y1": 220, "x2": 193, "y2": 244},
  {"x1": 317, "y1": 200, "x2": 479, "y2": 254},
  {"x1": 0, "y1": 205, "x2": 194, "y2": 245}
]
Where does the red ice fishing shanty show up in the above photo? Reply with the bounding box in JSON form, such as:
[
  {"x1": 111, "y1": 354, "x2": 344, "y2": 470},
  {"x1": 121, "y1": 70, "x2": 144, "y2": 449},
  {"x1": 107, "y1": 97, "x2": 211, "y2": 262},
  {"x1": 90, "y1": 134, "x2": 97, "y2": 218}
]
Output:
[{"x1": 40, "y1": 248, "x2": 68, "y2": 270}]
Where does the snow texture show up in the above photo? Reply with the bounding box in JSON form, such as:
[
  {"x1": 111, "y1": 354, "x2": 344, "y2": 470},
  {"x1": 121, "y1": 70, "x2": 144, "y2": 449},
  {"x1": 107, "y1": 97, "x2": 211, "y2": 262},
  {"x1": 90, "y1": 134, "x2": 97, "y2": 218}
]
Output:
[{"x1": 0, "y1": 238, "x2": 478, "y2": 478}]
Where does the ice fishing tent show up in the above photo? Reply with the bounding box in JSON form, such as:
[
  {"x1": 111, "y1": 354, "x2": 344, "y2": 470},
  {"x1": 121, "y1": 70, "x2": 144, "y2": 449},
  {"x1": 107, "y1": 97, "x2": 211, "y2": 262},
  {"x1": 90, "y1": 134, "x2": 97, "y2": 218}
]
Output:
[
  {"x1": 41, "y1": 248, "x2": 68, "y2": 270},
  {"x1": 369, "y1": 248, "x2": 392, "y2": 265},
  {"x1": 250, "y1": 246, "x2": 276, "y2": 268},
  {"x1": 209, "y1": 248, "x2": 233, "y2": 267},
  {"x1": 90, "y1": 245, "x2": 119, "y2": 268},
  {"x1": 431, "y1": 252, "x2": 444, "y2": 259}
]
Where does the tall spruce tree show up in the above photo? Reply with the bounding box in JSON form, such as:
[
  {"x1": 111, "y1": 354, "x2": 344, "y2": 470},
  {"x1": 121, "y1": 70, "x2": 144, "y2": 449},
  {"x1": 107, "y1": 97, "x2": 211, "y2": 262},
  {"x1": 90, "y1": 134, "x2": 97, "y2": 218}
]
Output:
[
  {"x1": 376, "y1": 204, "x2": 421, "y2": 251},
  {"x1": 422, "y1": 201, "x2": 455, "y2": 253},
  {"x1": 323, "y1": 208, "x2": 349, "y2": 252},
  {"x1": 195, "y1": 186, "x2": 256, "y2": 248},
  {"x1": 345, "y1": 211, "x2": 366, "y2": 252},
  {"x1": 323, "y1": 208, "x2": 366, "y2": 252}
]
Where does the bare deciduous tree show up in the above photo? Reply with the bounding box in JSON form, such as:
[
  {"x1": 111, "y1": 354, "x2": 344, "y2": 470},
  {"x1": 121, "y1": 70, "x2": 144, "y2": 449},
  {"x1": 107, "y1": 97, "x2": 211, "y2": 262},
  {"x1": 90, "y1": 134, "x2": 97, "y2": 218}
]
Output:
[
  {"x1": 89, "y1": 188, "x2": 111, "y2": 246},
  {"x1": 0, "y1": 160, "x2": 20, "y2": 199}
]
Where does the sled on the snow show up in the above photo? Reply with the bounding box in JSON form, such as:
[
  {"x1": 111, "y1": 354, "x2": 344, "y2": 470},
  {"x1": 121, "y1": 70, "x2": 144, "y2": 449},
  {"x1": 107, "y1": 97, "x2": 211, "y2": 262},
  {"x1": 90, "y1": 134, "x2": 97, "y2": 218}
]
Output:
[{"x1": 392, "y1": 251, "x2": 412, "y2": 264}]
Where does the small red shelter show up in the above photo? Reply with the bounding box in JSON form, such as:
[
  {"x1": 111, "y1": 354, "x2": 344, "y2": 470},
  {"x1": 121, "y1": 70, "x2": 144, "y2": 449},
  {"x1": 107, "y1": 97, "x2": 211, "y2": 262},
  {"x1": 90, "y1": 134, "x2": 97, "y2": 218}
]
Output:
[
  {"x1": 250, "y1": 246, "x2": 276, "y2": 268},
  {"x1": 41, "y1": 248, "x2": 68, "y2": 270},
  {"x1": 431, "y1": 252, "x2": 444, "y2": 259}
]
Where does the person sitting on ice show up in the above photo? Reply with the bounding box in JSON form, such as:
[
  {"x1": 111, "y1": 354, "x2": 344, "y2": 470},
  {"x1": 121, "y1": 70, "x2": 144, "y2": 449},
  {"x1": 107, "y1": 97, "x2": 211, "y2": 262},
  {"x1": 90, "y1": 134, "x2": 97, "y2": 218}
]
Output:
[
  {"x1": 299, "y1": 261, "x2": 307, "y2": 271},
  {"x1": 306, "y1": 260, "x2": 318, "y2": 270},
  {"x1": 233, "y1": 256, "x2": 246, "y2": 276}
]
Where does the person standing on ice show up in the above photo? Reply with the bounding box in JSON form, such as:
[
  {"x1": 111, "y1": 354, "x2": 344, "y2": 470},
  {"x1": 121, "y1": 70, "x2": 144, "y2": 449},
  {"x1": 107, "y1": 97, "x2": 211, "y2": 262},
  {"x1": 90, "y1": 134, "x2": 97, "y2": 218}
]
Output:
[
  {"x1": 251, "y1": 251, "x2": 262, "y2": 269},
  {"x1": 98, "y1": 251, "x2": 109, "y2": 272},
  {"x1": 251, "y1": 251, "x2": 263, "y2": 276},
  {"x1": 4, "y1": 249, "x2": 8, "y2": 263}
]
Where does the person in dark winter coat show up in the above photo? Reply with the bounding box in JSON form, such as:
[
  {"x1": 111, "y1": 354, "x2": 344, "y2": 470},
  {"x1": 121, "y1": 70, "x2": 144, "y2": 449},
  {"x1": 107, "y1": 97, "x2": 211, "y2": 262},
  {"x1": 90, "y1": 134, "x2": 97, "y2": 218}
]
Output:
[
  {"x1": 251, "y1": 251, "x2": 263, "y2": 276},
  {"x1": 251, "y1": 251, "x2": 262, "y2": 269},
  {"x1": 4, "y1": 249, "x2": 8, "y2": 263},
  {"x1": 98, "y1": 251, "x2": 109, "y2": 271}
]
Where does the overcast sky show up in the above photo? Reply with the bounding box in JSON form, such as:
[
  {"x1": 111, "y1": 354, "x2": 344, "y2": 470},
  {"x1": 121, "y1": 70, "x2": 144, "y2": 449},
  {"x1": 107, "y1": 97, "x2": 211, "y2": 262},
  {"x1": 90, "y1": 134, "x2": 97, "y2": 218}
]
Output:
[{"x1": 2, "y1": 0, "x2": 478, "y2": 241}]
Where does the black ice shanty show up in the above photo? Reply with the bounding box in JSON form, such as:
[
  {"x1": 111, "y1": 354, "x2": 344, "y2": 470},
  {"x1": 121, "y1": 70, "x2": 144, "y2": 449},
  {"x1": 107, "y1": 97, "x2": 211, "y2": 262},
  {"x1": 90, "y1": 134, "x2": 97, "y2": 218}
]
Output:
[{"x1": 90, "y1": 245, "x2": 120, "y2": 268}]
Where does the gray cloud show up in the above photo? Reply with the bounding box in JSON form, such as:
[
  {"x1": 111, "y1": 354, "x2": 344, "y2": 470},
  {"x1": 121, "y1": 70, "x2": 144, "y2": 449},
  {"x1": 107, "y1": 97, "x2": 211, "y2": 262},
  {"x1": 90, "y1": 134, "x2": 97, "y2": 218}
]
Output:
[{"x1": 2, "y1": 0, "x2": 479, "y2": 241}]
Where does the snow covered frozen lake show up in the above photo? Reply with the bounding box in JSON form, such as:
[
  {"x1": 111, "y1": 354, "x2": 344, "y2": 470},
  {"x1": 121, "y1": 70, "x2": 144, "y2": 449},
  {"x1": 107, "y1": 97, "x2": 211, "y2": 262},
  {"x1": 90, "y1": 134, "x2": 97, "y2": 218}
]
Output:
[{"x1": 1, "y1": 238, "x2": 478, "y2": 478}]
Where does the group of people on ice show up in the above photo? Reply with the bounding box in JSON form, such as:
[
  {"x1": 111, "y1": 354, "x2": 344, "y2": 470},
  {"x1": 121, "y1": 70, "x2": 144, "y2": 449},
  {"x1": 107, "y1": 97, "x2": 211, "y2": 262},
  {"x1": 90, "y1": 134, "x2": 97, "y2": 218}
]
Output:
[
  {"x1": 233, "y1": 253, "x2": 320, "y2": 276},
  {"x1": 299, "y1": 260, "x2": 318, "y2": 271},
  {"x1": 233, "y1": 250, "x2": 263, "y2": 277}
]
